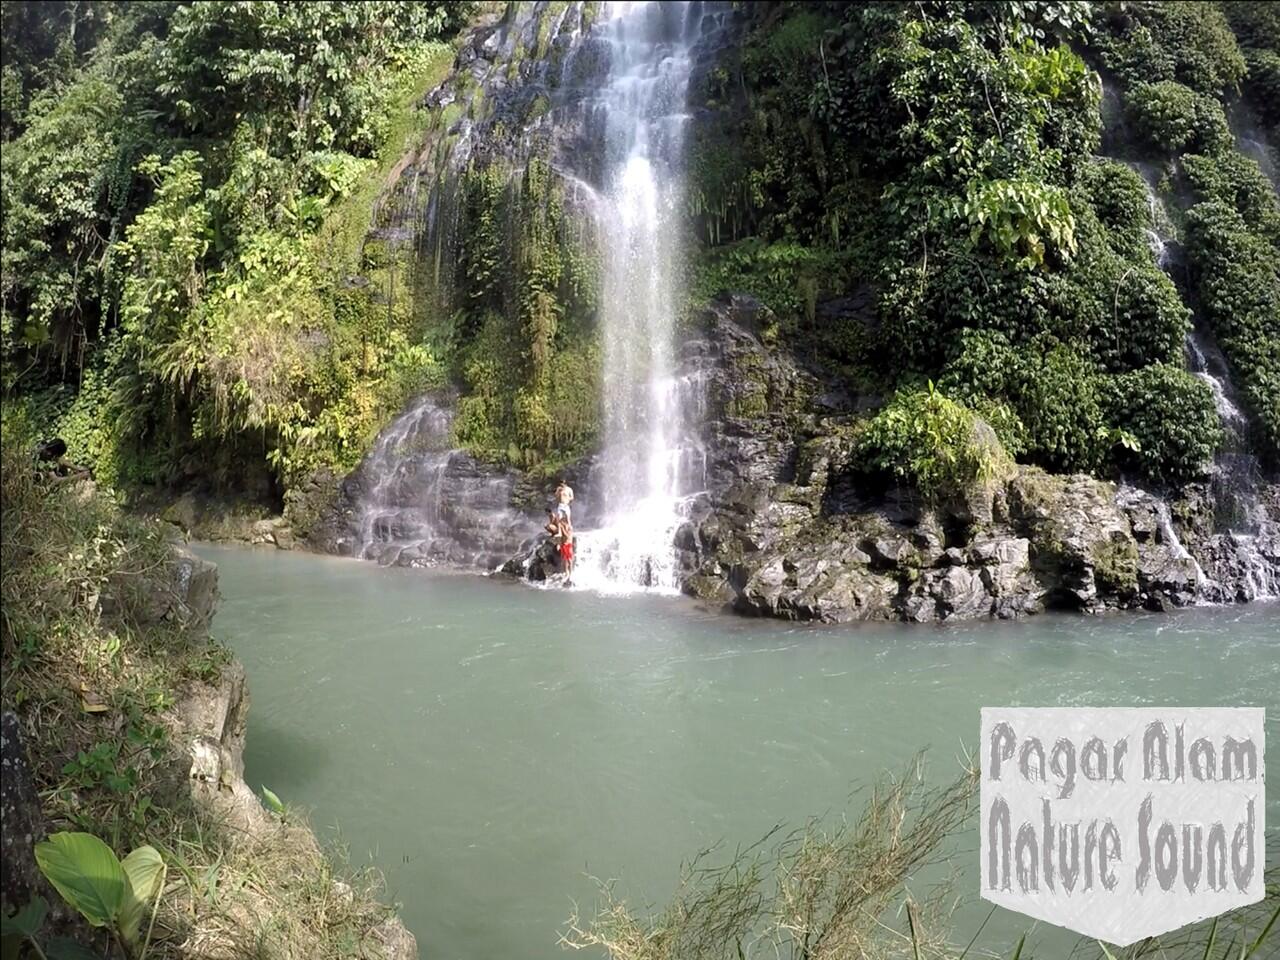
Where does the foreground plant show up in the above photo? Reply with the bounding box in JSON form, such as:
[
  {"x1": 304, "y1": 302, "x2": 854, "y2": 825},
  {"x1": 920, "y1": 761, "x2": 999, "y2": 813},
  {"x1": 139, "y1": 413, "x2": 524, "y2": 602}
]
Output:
[
  {"x1": 33, "y1": 832, "x2": 165, "y2": 958},
  {"x1": 561, "y1": 760, "x2": 1279, "y2": 960},
  {"x1": 562, "y1": 758, "x2": 977, "y2": 960}
]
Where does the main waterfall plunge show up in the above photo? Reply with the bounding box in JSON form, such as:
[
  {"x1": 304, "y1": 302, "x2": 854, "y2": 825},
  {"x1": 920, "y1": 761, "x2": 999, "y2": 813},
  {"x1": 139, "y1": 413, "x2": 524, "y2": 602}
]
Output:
[{"x1": 573, "y1": 2, "x2": 706, "y2": 593}]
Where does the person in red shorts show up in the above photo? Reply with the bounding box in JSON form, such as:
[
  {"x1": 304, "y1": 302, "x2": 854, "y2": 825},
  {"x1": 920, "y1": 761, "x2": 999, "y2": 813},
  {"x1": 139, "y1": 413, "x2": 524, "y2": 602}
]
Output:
[{"x1": 557, "y1": 515, "x2": 574, "y2": 586}]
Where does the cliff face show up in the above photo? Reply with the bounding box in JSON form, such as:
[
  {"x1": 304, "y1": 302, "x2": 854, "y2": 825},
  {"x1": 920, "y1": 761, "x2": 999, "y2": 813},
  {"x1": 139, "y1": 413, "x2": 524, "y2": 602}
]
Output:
[
  {"x1": 668, "y1": 297, "x2": 1280, "y2": 622},
  {"x1": 308, "y1": 2, "x2": 1279, "y2": 620}
]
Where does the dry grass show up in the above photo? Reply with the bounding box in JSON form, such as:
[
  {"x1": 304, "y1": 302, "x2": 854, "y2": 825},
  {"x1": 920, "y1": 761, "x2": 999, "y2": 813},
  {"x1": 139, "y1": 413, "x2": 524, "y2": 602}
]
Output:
[
  {"x1": 562, "y1": 756, "x2": 977, "y2": 960},
  {"x1": 149, "y1": 809, "x2": 400, "y2": 960},
  {"x1": 561, "y1": 756, "x2": 1278, "y2": 960}
]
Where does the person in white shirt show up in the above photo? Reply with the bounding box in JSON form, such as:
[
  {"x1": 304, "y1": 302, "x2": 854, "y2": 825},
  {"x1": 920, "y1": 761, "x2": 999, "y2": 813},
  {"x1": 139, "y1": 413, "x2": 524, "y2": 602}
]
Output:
[{"x1": 544, "y1": 481, "x2": 576, "y2": 584}]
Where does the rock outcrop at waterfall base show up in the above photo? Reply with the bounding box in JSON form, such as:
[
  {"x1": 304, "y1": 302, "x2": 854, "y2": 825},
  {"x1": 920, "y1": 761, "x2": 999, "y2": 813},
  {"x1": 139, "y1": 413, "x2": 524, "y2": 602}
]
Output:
[
  {"x1": 666, "y1": 296, "x2": 1280, "y2": 622},
  {"x1": 324, "y1": 292, "x2": 1279, "y2": 623}
]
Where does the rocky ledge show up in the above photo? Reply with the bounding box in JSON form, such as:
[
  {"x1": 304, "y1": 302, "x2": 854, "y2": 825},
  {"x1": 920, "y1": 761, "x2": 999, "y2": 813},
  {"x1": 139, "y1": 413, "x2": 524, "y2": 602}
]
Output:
[{"x1": 668, "y1": 296, "x2": 1280, "y2": 622}]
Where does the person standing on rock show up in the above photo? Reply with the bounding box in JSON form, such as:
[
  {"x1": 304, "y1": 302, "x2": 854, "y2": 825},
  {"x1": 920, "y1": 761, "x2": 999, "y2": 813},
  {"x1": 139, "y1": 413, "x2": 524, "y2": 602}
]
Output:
[
  {"x1": 557, "y1": 512, "x2": 575, "y2": 586},
  {"x1": 543, "y1": 481, "x2": 575, "y2": 585},
  {"x1": 555, "y1": 482, "x2": 574, "y2": 585}
]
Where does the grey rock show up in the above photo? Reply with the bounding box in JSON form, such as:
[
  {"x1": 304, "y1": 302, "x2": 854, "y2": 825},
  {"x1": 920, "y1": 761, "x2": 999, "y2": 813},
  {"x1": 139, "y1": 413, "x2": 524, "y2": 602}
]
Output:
[
  {"x1": 925, "y1": 565, "x2": 991, "y2": 620},
  {"x1": 1, "y1": 713, "x2": 105, "y2": 947}
]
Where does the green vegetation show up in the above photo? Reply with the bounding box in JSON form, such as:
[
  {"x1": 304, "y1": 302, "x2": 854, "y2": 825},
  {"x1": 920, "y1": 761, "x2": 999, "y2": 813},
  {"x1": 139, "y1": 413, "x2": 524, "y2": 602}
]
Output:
[
  {"x1": 1085, "y1": 1, "x2": 1280, "y2": 460},
  {"x1": 1184, "y1": 202, "x2": 1280, "y2": 453},
  {"x1": 2, "y1": 1, "x2": 471, "y2": 498},
  {"x1": 5, "y1": 3, "x2": 1278, "y2": 955},
  {"x1": 856, "y1": 384, "x2": 1013, "y2": 500},
  {"x1": 1223, "y1": 2, "x2": 1280, "y2": 138},
  {"x1": 684, "y1": 0, "x2": 1278, "y2": 481},
  {"x1": 448, "y1": 157, "x2": 603, "y2": 470},
  {"x1": 33, "y1": 832, "x2": 165, "y2": 956},
  {"x1": 1103, "y1": 363, "x2": 1225, "y2": 484},
  {"x1": 4, "y1": 0, "x2": 1276, "y2": 502}
]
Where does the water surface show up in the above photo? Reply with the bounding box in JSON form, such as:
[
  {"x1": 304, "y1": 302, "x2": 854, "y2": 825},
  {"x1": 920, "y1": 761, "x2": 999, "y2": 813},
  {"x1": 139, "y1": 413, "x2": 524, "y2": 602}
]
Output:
[{"x1": 199, "y1": 544, "x2": 1279, "y2": 958}]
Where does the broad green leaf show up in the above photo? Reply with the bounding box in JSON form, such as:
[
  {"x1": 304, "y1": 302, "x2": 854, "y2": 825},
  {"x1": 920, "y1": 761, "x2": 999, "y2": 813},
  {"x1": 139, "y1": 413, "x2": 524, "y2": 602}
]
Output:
[
  {"x1": 0, "y1": 897, "x2": 47, "y2": 938},
  {"x1": 262, "y1": 785, "x2": 286, "y2": 816},
  {"x1": 34, "y1": 832, "x2": 126, "y2": 927},
  {"x1": 46, "y1": 937, "x2": 107, "y2": 960},
  {"x1": 119, "y1": 845, "x2": 166, "y2": 945}
]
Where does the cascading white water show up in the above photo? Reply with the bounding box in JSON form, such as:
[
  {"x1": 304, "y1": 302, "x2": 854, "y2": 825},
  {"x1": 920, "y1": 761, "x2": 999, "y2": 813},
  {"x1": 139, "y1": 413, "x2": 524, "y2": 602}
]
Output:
[
  {"x1": 1133, "y1": 168, "x2": 1278, "y2": 601},
  {"x1": 352, "y1": 393, "x2": 535, "y2": 568},
  {"x1": 571, "y1": 2, "x2": 706, "y2": 594},
  {"x1": 355, "y1": 396, "x2": 455, "y2": 560}
]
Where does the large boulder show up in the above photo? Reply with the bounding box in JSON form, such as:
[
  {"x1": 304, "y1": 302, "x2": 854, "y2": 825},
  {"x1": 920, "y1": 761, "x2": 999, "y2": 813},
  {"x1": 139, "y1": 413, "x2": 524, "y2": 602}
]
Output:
[{"x1": 1005, "y1": 468, "x2": 1138, "y2": 610}]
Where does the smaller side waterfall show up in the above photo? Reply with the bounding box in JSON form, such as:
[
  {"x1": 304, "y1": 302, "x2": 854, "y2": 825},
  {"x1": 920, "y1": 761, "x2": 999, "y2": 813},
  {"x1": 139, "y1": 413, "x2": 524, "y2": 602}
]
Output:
[
  {"x1": 1131, "y1": 168, "x2": 1279, "y2": 602},
  {"x1": 352, "y1": 395, "x2": 536, "y2": 568},
  {"x1": 356, "y1": 395, "x2": 455, "y2": 554}
]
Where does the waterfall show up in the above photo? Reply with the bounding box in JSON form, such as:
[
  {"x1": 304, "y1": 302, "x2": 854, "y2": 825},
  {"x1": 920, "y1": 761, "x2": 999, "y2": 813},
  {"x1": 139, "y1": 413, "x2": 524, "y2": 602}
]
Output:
[
  {"x1": 338, "y1": 2, "x2": 723, "y2": 589},
  {"x1": 570, "y1": 2, "x2": 708, "y2": 594},
  {"x1": 1133, "y1": 168, "x2": 1278, "y2": 602},
  {"x1": 356, "y1": 395, "x2": 456, "y2": 558},
  {"x1": 351, "y1": 394, "x2": 535, "y2": 568}
]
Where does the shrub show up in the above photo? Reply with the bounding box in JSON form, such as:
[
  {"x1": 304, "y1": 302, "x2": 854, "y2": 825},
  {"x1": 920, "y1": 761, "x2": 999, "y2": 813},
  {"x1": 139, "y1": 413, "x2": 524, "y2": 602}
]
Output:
[
  {"x1": 1126, "y1": 80, "x2": 1231, "y2": 155},
  {"x1": 1094, "y1": 2, "x2": 1246, "y2": 96},
  {"x1": 691, "y1": 239, "x2": 844, "y2": 324},
  {"x1": 1142, "y1": 1, "x2": 1246, "y2": 94},
  {"x1": 940, "y1": 330, "x2": 1106, "y2": 474},
  {"x1": 1051, "y1": 207, "x2": 1190, "y2": 373},
  {"x1": 1014, "y1": 340, "x2": 1107, "y2": 473},
  {"x1": 1181, "y1": 150, "x2": 1280, "y2": 249},
  {"x1": 1100, "y1": 364, "x2": 1222, "y2": 484},
  {"x1": 564, "y1": 762, "x2": 978, "y2": 960},
  {"x1": 1224, "y1": 0, "x2": 1280, "y2": 132},
  {"x1": 937, "y1": 330, "x2": 1029, "y2": 456},
  {"x1": 1239, "y1": 46, "x2": 1280, "y2": 134},
  {"x1": 1185, "y1": 201, "x2": 1280, "y2": 458},
  {"x1": 1077, "y1": 159, "x2": 1153, "y2": 256},
  {"x1": 855, "y1": 385, "x2": 1012, "y2": 499}
]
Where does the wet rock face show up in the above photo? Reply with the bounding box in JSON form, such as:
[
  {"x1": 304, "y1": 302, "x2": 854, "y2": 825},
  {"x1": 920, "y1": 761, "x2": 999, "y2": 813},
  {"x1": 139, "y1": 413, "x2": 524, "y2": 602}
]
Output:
[
  {"x1": 674, "y1": 295, "x2": 1280, "y2": 623},
  {"x1": 315, "y1": 394, "x2": 544, "y2": 569}
]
